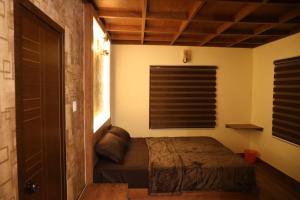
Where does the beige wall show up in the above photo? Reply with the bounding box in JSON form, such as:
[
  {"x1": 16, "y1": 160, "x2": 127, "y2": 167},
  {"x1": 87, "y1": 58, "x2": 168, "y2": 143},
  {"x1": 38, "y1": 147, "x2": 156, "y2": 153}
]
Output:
[
  {"x1": 112, "y1": 35, "x2": 300, "y2": 181},
  {"x1": 0, "y1": 0, "x2": 85, "y2": 199},
  {"x1": 111, "y1": 45, "x2": 254, "y2": 153},
  {"x1": 251, "y1": 33, "x2": 300, "y2": 181}
]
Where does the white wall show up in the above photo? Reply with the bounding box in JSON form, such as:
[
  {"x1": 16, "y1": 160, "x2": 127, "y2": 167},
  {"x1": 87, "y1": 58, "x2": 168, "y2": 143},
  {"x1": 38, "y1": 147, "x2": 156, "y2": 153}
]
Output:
[
  {"x1": 251, "y1": 33, "x2": 300, "y2": 181},
  {"x1": 111, "y1": 45, "x2": 254, "y2": 153}
]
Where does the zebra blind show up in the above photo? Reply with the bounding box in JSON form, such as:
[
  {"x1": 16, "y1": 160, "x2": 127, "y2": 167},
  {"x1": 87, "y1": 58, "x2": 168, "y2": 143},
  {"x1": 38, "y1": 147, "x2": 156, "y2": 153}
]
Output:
[
  {"x1": 273, "y1": 56, "x2": 300, "y2": 145},
  {"x1": 150, "y1": 65, "x2": 217, "y2": 129}
]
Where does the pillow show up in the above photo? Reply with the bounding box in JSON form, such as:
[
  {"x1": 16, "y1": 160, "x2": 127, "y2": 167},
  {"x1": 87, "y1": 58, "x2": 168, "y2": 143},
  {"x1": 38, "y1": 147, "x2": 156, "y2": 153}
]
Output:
[
  {"x1": 95, "y1": 132, "x2": 128, "y2": 163},
  {"x1": 109, "y1": 126, "x2": 131, "y2": 143}
]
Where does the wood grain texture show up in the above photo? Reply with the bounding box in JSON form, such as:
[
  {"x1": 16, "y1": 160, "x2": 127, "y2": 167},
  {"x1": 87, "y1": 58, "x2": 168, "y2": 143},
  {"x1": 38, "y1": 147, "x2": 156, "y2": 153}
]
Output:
[
  {"x1": 170, "y1": 1, "x2": 206, "y2": 45},
  {"x1": 80, "y1": 184, "x2": 128, "y2": 200},
  {"x1": 80, "y1": 160, "x2": 300, "y2": 200},
  {"x1": 225, "y1": 124, "x2": 263, "y2": 131},
  {"x1": 129, "y1": 189, "x2": 255, "y2": 200},
  {"x1": 201, "y1": 2, "x2": 261, "y2": 46},
  {"x1": 84, "y1": 2, "x2": 94, "y2": 185},
  {"x1": 14, "y1": 1, "x2": 66, "y2": 199},
  {"x1": 94, "y1": 0, "x2": 300, "y2": 47},
  {"x1": 141, "y1": 0, "x2": 148, "y2": 44},
  {"x1": 229, "y1": 7, "x2": 300, "y2": 47}
]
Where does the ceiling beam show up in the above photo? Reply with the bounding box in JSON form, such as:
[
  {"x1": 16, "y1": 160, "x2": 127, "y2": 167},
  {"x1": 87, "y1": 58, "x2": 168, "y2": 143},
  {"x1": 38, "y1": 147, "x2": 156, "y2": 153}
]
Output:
[
  {"x1": 279, "y1": 7, "x2": 300, "y2": 23},
  {"x1": 112, "y1": 40, "x2": 171, "y2": 45},
  {"x1": 145, "y1": 27, "x2": 179, "y2": 33},
  {"x1": 99, "y1": 9, "x2": 300, "y2": 25},
  {"x1": 182, "y1": 40, "x2": 264, "y2": 45},
  {"x1": 144, "y1": 36, "x2": 173, "y2": 42},
  {"x1": 192, "y1": 15, "x2": 300, "y2": 24},
  {"x1": 106, "y1": 25, "x2": 178, "y2": 34},
  {"x1": 228, "y1": 7, "x2": 300, "y2": 47},
  {"x1": 200, "y1": 3, "x2": 261, "y2": 45},
  {"x1": 106, "y1": 25, "x2": 289, "y2": 38},
  {"x1": 254, "y1": 24, "x2": 274, "y2": 35},
  {"x1": 170, "y1": 1, "x2": 206, "y2": 45},
  {"x1": 99, "y1": 10, "x2": 142, "y2": 19},
  {"x1": 141, "y1": 0, "x2": 148, "y2": 44},
  {"x1": 106, "y1": 25, "x2": 141, "y2": 32},
  {"x1": 173, "y1": 41, "x2": 203, "y2": 46},
  {"x1": 112, "y1": 41, "x2": 141, "y2": 45},
  {"x1": 111, "y1": 34, "x2": 141, "y2": 41},
  {"x1": 200, "y1": 34, "x2": 217, "y2": 45},
  {"x1": 204, "y1": 0, "x2": 300, "y2": 6},
  {"x1": 106, "y1": 24, "x2": 290, "y2": 37},
  {"x1": 148, "y1": 12, "x2": 187, "y2": 21},
  {"x1": 97, "y1": 0, "x2": 299, "y2": 47},
  {"x1": 183, "y1": 29, "x2": 213, "y2": 35},
  {"x1": 192, "y1": 15, "x2": 232, "y2": 23},
  {"x1": 234, "y1": 4, "x2": 260, "y2": 22},
  {"x1": 99, "y1": 9, "x2": 187, "y2": 21},
  {"x1": 111, "y1": 34, "x2": 173, "y2": 42},
  {"x1": 216, "y1": 22, "x2": 234, "y2": 33}
]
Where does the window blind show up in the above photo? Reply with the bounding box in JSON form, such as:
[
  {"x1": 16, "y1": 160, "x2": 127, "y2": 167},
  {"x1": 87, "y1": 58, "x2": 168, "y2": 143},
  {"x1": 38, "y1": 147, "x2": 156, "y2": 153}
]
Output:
[
  {"x1": 150, "y1": 65, "x2": 217, "y2": 129},
  {"x1": 273, "y1": 56, "x2": 300, "y2": 145}
]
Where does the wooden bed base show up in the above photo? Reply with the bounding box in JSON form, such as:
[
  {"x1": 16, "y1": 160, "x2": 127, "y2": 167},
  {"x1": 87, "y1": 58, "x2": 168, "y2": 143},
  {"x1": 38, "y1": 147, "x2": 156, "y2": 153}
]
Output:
[{"x1": 128, "y1": 188, "x2": 258, "y2": 200}]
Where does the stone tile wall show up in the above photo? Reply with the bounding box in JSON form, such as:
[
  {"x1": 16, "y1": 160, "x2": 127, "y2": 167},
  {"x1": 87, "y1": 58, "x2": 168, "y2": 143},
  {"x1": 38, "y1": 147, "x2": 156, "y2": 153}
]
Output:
[{"x1": 0, "y1": 0, "x2": 85, "y2": 199}]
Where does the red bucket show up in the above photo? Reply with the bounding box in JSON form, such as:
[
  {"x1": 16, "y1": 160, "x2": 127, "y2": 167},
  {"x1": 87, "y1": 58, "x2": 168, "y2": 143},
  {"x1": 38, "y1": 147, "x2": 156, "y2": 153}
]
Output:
[{"x1": 244, "y1": 149, "x2": 257, "y2": 164}]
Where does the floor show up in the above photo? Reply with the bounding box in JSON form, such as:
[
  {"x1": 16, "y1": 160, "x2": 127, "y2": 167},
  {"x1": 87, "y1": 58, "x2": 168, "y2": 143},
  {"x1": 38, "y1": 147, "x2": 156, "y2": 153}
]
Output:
[
  {"x1": 80, "y1": 184, "x2": 128, "y2": 200},
  {"x1": 255, "y1": 161, "x2": 300, "y2": 200},
  {"x1": 80, "y1": 160, "x2": 300, "y2": 200}
]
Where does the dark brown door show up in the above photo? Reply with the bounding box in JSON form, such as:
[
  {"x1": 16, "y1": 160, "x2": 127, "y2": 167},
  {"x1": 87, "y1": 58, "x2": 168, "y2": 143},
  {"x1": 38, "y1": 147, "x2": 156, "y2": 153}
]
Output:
[{"x1": 14, "y1": 1, "x2": 66, "y2": 200}]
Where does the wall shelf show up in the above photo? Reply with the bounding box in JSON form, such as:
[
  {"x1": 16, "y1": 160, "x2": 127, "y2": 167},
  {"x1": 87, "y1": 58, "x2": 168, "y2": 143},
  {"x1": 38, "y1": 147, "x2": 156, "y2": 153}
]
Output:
[{"x1": 225, "y1": 124, "x2": 263, "y2": 131}]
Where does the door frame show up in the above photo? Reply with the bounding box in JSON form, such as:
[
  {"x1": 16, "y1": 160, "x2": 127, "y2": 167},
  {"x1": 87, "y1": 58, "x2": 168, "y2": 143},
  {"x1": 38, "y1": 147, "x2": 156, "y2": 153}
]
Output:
[{"x1": 14, "y1": 0, "x2": 66, "y2": 199}]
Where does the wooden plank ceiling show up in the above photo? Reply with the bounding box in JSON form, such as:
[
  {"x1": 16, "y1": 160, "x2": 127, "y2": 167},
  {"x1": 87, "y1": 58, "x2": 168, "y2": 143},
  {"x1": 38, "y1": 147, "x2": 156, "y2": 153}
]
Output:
[{"x1": 93, "y1": 0, "x2": 300, "y2": 48}]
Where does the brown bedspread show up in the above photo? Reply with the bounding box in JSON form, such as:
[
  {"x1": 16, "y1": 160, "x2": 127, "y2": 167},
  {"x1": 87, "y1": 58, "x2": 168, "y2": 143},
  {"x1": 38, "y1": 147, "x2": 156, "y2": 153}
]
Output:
[{"x1": 146, "y1": 137, "x2": 255, "y2": 194}]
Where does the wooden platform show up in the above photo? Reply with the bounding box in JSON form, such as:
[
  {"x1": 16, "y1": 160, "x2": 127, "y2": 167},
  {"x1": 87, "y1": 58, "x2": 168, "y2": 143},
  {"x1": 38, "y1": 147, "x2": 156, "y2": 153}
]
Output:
[
  {"x1": 80, "y1": 161, "x2": 300, "y2": 200},
  {"x1": 128, "y1": 189, "x2": 256, "y2": 200},
  {"x1": 80, "y1": 183, "x2": 128, "y2": 200}
]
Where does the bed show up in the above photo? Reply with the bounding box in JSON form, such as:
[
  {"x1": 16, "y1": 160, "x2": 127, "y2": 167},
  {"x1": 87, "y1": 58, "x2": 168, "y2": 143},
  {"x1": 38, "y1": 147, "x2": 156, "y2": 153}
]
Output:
[
  {"x1": 94, "y1": 137, "x2": 255, "y2": 194},
  {"x1": 94, "y1": 138, "x2": 149, "y2": 188}
]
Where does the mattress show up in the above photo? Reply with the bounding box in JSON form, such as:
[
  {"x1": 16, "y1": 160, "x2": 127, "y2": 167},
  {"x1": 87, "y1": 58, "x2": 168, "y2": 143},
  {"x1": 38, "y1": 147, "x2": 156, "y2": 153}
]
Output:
[
  {"x1": 93, "y1": 137, "x2": 255, "y2": 192},
  {"x1": 146, "y1": 137, "x2": 255, "y2": 193},
  {"x1": 93, "y1": 138, "x2": 149, "y2": 188}
]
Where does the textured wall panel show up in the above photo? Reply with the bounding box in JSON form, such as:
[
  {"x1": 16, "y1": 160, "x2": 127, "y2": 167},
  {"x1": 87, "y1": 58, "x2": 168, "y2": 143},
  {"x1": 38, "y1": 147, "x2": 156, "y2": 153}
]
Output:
[{"x1": 0, "y1": 0, "x2": 85, "y2": 199}]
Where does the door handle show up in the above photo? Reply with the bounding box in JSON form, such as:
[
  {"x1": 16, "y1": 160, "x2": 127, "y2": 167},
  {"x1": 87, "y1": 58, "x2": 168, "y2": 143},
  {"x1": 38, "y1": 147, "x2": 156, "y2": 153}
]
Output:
[{"x1": 25, "y1": 181, "x2": 39, "y2": 193}]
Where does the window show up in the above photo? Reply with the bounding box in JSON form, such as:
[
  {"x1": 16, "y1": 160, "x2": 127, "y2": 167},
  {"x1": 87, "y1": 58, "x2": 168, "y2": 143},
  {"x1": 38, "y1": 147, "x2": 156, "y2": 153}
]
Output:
[
  {"x1": 149, "y1": 65, "x2": 217, "y2": 129},
  {"x1": 273, "y1": 56, "x2": 300, "y2": 145}
]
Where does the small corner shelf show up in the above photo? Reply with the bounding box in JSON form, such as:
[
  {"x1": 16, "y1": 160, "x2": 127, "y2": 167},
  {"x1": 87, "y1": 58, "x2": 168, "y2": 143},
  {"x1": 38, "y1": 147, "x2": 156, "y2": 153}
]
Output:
[{"x1": 225, "y1": 124, "x2": 263, "y2": 131}]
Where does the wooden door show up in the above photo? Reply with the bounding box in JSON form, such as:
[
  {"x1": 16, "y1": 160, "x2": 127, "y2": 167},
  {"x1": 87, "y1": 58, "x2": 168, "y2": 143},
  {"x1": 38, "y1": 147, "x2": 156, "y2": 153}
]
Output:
[{"x1": 14, "y1": 1, "x2": 66, "y2": 200}]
